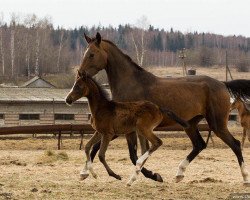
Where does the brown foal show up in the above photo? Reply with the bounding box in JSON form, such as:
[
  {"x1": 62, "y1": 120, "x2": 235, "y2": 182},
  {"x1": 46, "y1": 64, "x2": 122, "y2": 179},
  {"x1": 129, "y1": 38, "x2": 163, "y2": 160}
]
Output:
[
  {"x1": 231, "y1": 98, "x2": 250, "y2": 149},
  {"x1": 66, "y1": 71, "x2": 188, "y2": 185}
]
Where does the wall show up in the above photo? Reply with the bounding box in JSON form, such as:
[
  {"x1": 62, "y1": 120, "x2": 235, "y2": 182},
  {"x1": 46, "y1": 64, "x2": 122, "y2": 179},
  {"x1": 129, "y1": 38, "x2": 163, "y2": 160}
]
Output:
[{"x1": 0, "y1": 102, "x2": 89, "y2": 126}]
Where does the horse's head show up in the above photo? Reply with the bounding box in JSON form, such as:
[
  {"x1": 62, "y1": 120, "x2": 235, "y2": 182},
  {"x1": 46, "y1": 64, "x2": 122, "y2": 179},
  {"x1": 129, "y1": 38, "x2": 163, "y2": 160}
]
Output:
[
  {"x1": 79, "y1": 32, "x2": 108, "y2": 76},
  {"x1": 66, "y1": 71, "x2": 90, "y2": 105}
]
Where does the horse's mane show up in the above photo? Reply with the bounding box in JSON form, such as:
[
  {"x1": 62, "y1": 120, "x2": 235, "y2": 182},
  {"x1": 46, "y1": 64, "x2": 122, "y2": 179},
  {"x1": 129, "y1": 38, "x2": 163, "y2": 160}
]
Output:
[
  {"x1": 224, "y1": 79, "x2": 250, "y2": 101},
  {"x1": 87, "y1": 74, "x2": 111, "y2": 101},
  {"x1": 102, "y1": 39, "x2": 144, "y2": 72}
]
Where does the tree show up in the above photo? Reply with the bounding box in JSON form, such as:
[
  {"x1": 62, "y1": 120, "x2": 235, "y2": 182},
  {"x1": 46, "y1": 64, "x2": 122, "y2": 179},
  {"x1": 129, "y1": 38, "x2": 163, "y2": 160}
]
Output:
[
  {"x1": 0, "y1": 12, "x2": 5, "y2": 75},
  {"x1": 130, "y1": 15, "x2": 150, "y2": 66}
]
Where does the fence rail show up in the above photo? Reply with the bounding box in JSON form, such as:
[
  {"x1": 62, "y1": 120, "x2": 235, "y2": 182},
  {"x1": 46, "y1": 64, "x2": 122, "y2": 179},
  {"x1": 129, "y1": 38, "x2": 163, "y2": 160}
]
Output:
[{"x1": 0, "y1": 123, "x2": 210, "y2": 149}]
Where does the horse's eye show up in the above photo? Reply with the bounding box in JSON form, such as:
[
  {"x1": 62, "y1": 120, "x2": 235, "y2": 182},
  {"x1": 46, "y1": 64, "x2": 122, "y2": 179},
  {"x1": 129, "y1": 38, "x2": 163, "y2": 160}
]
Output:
[{"x1": 89, "y1": 53, "x2": 94, "y2": 58}]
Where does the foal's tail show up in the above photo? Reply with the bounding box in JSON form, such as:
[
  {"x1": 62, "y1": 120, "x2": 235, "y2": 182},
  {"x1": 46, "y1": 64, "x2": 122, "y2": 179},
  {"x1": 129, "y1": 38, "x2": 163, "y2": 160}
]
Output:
[
  {"x1": 224, "y1": 79, "x2": 250, "y2": 101},
  {"x1": 160, "y1": 108, "x2": 189, "y2": 128}
]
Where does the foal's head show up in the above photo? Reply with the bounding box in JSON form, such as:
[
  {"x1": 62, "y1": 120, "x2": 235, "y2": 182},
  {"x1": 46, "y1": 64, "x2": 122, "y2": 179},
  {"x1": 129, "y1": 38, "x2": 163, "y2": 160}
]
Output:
[{"x1": 65, "y1": 71, "x2": 90, "y2": 105}]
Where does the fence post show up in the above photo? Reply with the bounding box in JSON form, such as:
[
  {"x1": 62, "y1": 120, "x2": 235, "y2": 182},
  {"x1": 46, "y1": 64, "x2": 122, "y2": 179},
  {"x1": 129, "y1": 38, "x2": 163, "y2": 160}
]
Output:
[
  {"x1": 58, "y1": 131, "x2": 62, "y2": 150},
  {"x1": 79, "y1": 130, "x2": 84, "y2": 150}
]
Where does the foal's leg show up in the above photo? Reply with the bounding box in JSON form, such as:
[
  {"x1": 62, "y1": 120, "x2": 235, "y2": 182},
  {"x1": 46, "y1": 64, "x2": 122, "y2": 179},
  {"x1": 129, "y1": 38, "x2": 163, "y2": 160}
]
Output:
[
  {"x1": 80, "y1": 131, "x2": 101, "y2": 180},
  {"x1": 126, "y1": 132, "x2": 163, "y2": 182},
  {"x1": 242, "y1": 128, "x2": 247, "y2": 150},
  {"x1": 98, "y1": 134, "x2": 122, "y2": 180},
  {"x1": 176, "y1": 116, "x2": 206, "y2": 182},
  {"x1": 127, "y1": 128, "x2": 162, "y2": 186},
  {"x1": 90, "y1": 135, "x2": 119, "y2": 162}
]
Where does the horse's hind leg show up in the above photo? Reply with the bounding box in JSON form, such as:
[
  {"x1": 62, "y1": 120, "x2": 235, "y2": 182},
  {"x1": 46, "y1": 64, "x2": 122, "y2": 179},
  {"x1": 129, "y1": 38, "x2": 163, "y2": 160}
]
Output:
[
  {"x1": 214, "y1": 127, "x2": 250, "y2": 186},
  {"x1": 98, "y1": 133, "x2": 121, "y2": 180},
  {"x1": 176, "y1": 115, "x2": 206, "y2": 182},
  {"x1": 242, "y1": 128, "x2": 247, "y2": 150},
  {"x1": 126, "y1": 132, "x2": 163, "y2": 182},
  {"x1": 80, "y1": 131, "x2": 101, "y2": 180},
  {"x1": 127, "y1": 128, "x2": 162, "y2": 186},
  {"x1": 247, "y1": 128, "x2": 250, "y2": 143}
]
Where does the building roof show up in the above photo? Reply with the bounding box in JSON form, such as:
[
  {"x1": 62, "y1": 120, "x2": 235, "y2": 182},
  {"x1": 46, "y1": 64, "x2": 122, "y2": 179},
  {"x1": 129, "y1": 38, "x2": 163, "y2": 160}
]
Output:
[
  {"x1": 21, "y1": 76, "x2": 56, "y2": 88},
  {"x1": 0, "y1": 88, "x2": 87, "y2": 103}
]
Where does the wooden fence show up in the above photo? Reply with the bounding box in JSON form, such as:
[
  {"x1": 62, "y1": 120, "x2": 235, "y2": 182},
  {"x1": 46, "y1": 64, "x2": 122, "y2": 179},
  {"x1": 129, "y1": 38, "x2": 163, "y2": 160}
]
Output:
[{"x1": 0, "y1": 123, "x2": 211, "y2": 150}]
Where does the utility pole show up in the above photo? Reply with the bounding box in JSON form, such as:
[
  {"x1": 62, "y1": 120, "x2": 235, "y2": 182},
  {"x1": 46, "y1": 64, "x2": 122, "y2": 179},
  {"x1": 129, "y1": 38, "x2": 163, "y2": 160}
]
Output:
[{"x1": 179, "y1": 48, "x2": 187, "y2": 76}]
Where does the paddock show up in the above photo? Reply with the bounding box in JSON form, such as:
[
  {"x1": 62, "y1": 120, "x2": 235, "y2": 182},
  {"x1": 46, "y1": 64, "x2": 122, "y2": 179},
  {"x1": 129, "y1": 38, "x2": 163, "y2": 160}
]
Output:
[{"x1": 0, "y1": 125, "x2": 249, "y2": 200}]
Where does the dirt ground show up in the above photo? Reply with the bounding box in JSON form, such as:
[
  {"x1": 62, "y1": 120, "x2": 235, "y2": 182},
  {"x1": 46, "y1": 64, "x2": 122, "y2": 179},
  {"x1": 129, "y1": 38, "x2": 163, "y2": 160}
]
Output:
[{"x1": 0, "y1": 126, "x2": 250, "y2": 200}]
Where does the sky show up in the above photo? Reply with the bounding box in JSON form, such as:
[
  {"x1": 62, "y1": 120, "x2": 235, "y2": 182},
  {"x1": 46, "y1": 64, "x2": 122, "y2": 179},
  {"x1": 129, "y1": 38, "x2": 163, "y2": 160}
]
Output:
[{"x1": 1, "y1": 0, "x2": 250, "y2": 37}]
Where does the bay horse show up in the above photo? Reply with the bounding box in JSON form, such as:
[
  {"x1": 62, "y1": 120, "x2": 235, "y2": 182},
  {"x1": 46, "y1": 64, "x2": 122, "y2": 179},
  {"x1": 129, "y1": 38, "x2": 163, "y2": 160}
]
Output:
[
  {"x1": 79, "y1": 32, "x2": 250, "y2": 186},
  {"x1": 65, "y1": 71, "x2": 188, "y2": 186},
  {"x1": 231, "y1": 98, "x2": 250, "y2": 149}
]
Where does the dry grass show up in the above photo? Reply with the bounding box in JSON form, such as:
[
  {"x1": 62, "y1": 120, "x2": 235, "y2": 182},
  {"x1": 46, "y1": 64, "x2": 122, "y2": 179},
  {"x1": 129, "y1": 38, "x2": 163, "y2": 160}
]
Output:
[
  {"x1": 146, "y1": 66, "x2": 250, "y2": 81},
  {"x1": 0, "y1": 125, "x2": 250, "y2": 200}
]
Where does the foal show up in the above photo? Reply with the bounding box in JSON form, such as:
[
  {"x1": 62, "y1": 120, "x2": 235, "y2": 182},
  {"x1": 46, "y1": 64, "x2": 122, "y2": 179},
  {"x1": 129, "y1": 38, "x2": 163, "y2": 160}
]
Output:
[
  {"x1": 66, "y1": 71, "x2": 188, "y2": 186},
  {"x1": 231, "y1": 98, "x2": 250, "y2": 149}
]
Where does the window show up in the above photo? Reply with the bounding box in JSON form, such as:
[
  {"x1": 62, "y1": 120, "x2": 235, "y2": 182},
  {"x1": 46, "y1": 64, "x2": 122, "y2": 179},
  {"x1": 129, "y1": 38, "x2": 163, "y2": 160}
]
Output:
[
  {"x1": 19, "y1": 114, "x2": 40, "y2": 120},
  {"x1": 54, "y1": 114, "x2": 74, "y2": 120},
  {"x1": 0, "y1": 114, "x2": 4, "y2": 119}
]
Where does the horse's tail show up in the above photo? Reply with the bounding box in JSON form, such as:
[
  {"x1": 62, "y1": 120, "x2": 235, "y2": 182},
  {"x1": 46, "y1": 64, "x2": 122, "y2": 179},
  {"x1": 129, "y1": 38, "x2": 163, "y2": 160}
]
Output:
[
  {"x1": 224, "y1": 79, "x2": 250, "y2": 101},
  {"x1": 159, "y1": 107, "x2": 189, "y2": 128}
]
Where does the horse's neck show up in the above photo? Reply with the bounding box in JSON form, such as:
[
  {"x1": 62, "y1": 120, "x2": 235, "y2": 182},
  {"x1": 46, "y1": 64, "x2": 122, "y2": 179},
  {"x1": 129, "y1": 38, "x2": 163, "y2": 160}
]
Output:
[
  {"x1": 86, "y1": 83, "x2": 109, "y2": 116},
  {"x1": 103, "y1": 42, "x2": 156, "y2": 100}
]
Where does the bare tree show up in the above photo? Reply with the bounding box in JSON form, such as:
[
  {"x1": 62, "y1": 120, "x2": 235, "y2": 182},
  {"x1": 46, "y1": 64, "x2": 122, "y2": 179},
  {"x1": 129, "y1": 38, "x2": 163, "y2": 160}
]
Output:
[
  {"x1": 57, "y1": 30, "x2": 64, "y2": 72},
  {"x1": 34, "y1": 29, "x2": 40, "y2": 76},
  {"x1": 10, "y1": 26, "x2": 15, "y2": 77},
  {"x1": 130, "y1": 16, "x2": 150, "y2": 66},
  {"x1": 0, "y1": 12, "x2": 4, "y2": 75},
  {"x1": 24, "y1": 14, "x2": 38, "y2": 78}
]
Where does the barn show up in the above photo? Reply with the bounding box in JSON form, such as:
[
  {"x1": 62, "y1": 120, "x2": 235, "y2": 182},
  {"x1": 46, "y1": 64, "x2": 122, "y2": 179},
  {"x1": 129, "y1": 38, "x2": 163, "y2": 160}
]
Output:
[{"x1": 0, "y1": 76, "x2": 91, "y2": 127}]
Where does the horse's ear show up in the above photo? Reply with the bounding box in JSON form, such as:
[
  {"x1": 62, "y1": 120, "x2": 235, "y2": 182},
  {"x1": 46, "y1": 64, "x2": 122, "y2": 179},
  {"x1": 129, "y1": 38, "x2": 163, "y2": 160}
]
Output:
[
  {"x1": 96, "y1": 32, "x2": 101, "y2": 45},
  {"x1": 84, "y1": 33, "x2": 92, "y2": 44}
]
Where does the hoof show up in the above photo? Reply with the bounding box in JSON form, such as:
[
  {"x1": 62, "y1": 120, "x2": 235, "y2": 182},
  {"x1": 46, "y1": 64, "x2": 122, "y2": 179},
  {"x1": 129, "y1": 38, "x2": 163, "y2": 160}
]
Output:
[
  {"x1": 114, "y1": 174, "x2": 122, "y2": 180},
  {"x1": 80, "y1": 173, "x2": 89, "y2": 180},
  {"x1": 126, "y1": 179, "x2": 134, "y2": 187},
  {"x1": 92, "y1": 173, "x2": 98, "y2": 179},
  {"x1": 175, "y1": 175, "x2": 184, "y2": 183},
  {"x1": 243, "y1": 181, "x2": 250, "y2": 187},
  {"x1": 154, "y1": 173, "x2": 163, "y2": 182}
]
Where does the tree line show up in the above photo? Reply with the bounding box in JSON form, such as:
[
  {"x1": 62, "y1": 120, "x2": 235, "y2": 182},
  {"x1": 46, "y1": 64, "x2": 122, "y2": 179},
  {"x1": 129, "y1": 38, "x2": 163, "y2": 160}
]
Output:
[{"x1": 0, "y1": 14, "x2": 250, "y2": 79}]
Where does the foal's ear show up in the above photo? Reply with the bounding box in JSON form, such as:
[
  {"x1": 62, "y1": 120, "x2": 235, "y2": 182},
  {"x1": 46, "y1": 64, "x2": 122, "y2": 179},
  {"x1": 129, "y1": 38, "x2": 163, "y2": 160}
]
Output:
[
  {"x1": 96, "y1": 32, "x2": 101, "y2": 45},
  {"x1": 77, "y1": 70, "x2": 82, "y2": 78},
  {"x1": 84, "y1": 33, "x2": 92, "y2": 44},
  {"x1": 80, "y1": 70, "x2": 88, "y2": 80}
]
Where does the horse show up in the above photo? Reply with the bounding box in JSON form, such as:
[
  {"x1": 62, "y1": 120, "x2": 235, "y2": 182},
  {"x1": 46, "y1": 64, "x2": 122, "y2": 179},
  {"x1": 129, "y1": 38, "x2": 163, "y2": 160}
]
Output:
[
  {"x1": 231, "y1": 98, "x2": 250, "y2": 150},
  {"x1": 78, "y1": 32, "x2": 250, "y2": 186},
  {"x1": 65, "y1": 71, "x2": 188, "y2": 186}
]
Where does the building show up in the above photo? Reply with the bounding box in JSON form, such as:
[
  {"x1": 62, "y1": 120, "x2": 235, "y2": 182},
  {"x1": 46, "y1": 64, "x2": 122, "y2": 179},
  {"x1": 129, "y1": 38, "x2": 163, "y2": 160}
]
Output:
[
  {"x1": 0, "y1": 87, "x2": 90, "y2": 126},
  {"x1": 21, "y1": 76, "x2": 56, "y2": 88}
]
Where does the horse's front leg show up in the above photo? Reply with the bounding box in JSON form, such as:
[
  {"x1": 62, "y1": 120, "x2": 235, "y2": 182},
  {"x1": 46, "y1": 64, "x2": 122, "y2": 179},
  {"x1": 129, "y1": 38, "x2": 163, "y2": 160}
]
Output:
[
  {"x1": 81, "y1": 131, "x2": 101, "y2": 180},
  {"x1": 99, "y1": 133, "x2": 121, "y2": 180}
]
